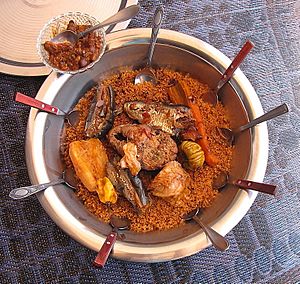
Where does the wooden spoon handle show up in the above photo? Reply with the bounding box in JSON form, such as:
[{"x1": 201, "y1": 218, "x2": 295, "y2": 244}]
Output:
[
  {"x1": 234, "y1": 179, "x2": 276, "y2": 195},
  {"x1": 15, "y1": 92, "x2": 60, "y2": 115},
  {"x1": 216, "y1": 40, "x2": 254, "y2": 92},
  {"x1": 93, "y1": 231, "x2": 117, "y2": 268}
]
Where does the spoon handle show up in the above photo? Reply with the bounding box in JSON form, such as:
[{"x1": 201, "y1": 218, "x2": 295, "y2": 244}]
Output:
[
  {"x1": 78, "y1": 5, "x2": 140, "y2": 38},
  {"x1": 237, "y1": 103, "x2": 289, "y2": 132},
  {"x1": 216, "y1": 40, "x2": 254, "y2": 92},
  {"x1": 193, "y1": 215, "x2": 230, "y2": 251},
  {"x1": 93, "y1": 231, "x2": 117, "y2": 268},
  {"x1": 234, "y1": 179, "x2": 277, "y2": 195},
  {"x1": 15, "y1": 92, "x2": 63, "y2": 115},
  {"x1": 9, "y1": 178, "x2": 64, "y2": 200},
  {"x1": 146, "y1": 7, "x2": 164, "y2": 67}
]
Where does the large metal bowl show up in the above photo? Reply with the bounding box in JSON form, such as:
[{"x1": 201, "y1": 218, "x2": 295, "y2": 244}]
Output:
[{"x1": 25, "y1": 28, "x2": 268, "y2": 262}]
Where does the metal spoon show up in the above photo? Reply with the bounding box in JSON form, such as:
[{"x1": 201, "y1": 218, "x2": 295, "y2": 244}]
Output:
[
  {"x1": 9, "y1": 168, "x2": 77, "y2": 200},
  {"x1": 134, "y1": 7, "x2": 164, "y2": 85},
  {"x1": 15, "y1": 92, "x2": 80, "y2": 127},
  {"x1": 93, "y1": 216, "x2": 130, "y2": 268},
  {"x1": 213, "y1": 171, "x2": 277, "y2": 195},
  {"x1": 218, "y1": 103, "x2": 289, "y2": 145},
  {"x1": 50, "y1": 5, "x2": 140, "y2": 44},
  {"x1": 202, "y1": 40, "x2": 254, "y2": 105},
  {"x1": 183, "y1": 208, "x2": 230, "y2": 251}
]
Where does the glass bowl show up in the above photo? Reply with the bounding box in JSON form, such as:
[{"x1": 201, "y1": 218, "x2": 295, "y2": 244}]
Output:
[{"x1": 37, "y1": 12, "x2": 106, "y2": 75}]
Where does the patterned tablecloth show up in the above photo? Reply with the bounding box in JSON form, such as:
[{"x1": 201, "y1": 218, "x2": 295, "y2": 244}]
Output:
[{"x1": 1, "y1": 0, "x2": 299, "y2": 283}]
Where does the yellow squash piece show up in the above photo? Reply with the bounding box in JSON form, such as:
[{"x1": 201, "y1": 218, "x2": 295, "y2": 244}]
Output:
[
  {"x1": 180, "y1": 140, "x2": 205, "y2": 170},
  {"x1": 96, "y1": 177, "x2": 117, "y2": 204},
  {"x1": 69, "y1": 138, "x2": 117, "y2": 203}
]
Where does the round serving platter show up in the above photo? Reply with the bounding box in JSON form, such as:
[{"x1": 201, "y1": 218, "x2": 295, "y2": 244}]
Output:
[{"x1": 25, "y1": 28, "x2": 268, "y2": 262}]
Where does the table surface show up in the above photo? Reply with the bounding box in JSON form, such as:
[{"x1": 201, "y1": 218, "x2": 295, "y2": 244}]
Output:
[{"x1": 1, "y1": 1, "x2": 299, "y2": 283}]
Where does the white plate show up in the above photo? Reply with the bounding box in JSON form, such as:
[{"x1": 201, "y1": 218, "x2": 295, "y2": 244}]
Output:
[{"x1": 0, "y1": 0, "x2": 137, "y2": 76}]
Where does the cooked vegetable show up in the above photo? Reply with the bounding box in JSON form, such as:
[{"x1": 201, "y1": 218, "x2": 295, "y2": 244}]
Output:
[
  {"x1": 180, "y1": 141, "x2": 205, "y2": 170},
  {"x1": 127, "y1": 170, "x2": 149, "y2": 206},
  {"x1": 69, "y1": 138, "x2": 117, "y2": 204},
  {"x1": 96, "y1": 177, "x2": 117, "y2": 204},
  {"x1": 167, "y1": 80, "x2": 219, "y2": 166},
  {"x1": 149, "y1": 161, "x2": 190, "y2": 198},
  {"x1": 106, "y1": 160, "x2": 146, "y2": 210},
  {"x1": 85, "y1": 85, "x2": 115, "y2": 138}
]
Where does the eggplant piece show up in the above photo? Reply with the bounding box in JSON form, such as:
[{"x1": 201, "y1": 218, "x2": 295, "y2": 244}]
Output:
[
  {"x1": 85, "y1": 85, "x2": 115, "y2": 138},
  {"x1": 106, "y1": 161, "x2": 148, "y2": 210},
  {"x1": 127, "y1": 170, "x2": 149, "y2": 206}
]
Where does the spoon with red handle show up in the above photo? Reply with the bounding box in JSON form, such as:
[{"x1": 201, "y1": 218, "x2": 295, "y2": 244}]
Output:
[
  {"x1": 15, "y1": 92, "x2": 79, "y2": 126},
  {"x1": 93, "y1": 216, "x2": 130, "y2": 268},
  {"x1": 202, "y1": 40, "x2": 254, "y2": 105}
]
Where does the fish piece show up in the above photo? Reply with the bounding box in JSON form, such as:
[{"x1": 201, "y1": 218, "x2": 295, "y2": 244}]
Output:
[
  {"x1": 149, "y1": 161, "x2": 190, "y2": 198},
  {"x1": 108, "y1": 124, "x2": 178, "y2": 170},
  {"x1": 124, "y1": 101, "x2": 195, "y2": 135},
  {"x1": 120, "y1": 142, "x2": 141, "y2": 176},
  {"x1": 106, "y1": 161, "x2": 145, "y2": 210},
  {"x1": 180, "y1": 141, "x2": 205, "y2": 170},
  {"x1": 85, "y1": 85, "x2": 115, "y2": 138}
]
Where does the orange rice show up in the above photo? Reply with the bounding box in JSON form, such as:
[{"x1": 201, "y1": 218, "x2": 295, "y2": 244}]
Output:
[{"x1": 61, "y1": 68, "x2": 233, "y2": 232}]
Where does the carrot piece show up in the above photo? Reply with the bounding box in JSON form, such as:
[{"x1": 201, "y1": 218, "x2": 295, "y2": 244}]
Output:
[{"x1": 167, "y1": 80, "x2": 219, "y2": 166}]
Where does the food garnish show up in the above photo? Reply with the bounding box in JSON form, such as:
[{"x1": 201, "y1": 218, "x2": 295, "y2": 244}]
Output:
[{"x1": 96, "y1": 177, "x2": 117, "y2": 204}]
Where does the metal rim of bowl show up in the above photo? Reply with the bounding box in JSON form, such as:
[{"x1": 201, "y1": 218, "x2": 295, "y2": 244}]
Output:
[
  {"x1": 36, "y1": 11, "x2": 107, "y2": 75},
  {"x1": 25, "y1": 28, "x2": 268, "y2": 262}
]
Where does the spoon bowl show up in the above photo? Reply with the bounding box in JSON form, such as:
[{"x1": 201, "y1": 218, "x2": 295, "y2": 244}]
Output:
[
  {"x1": 134, "y1": 68, "x2": 156, "y2": 85},
  {"x1": 183, "y1": 208, "x2": 230, "y2": 251},
  {"x1": 134, "y1": 7, "x2": 163, "y2": 85},
  {"x1": 213, "y1": 171, "x2": 277, "y2": 195}
]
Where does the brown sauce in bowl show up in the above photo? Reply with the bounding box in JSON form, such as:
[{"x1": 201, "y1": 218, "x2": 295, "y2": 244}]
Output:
[{"x1": 44, "y1": 20, "x2": 103, "y2": 71}]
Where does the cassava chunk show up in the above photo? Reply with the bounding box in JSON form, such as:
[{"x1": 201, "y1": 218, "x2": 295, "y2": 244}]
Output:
[{"x1": 69, "y1": 138, "x2": 117, "y2": 203}]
